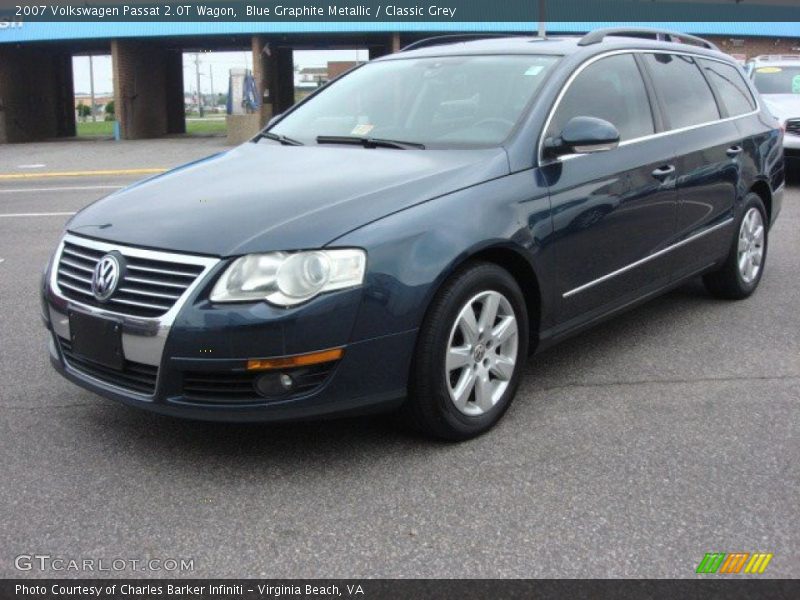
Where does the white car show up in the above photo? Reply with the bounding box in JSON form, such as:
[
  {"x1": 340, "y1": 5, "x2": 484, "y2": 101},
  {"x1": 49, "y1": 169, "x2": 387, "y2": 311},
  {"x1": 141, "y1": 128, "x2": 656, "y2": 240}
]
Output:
[{"x1": 747, "y1": 55, "x2": 800, "y2": 173}]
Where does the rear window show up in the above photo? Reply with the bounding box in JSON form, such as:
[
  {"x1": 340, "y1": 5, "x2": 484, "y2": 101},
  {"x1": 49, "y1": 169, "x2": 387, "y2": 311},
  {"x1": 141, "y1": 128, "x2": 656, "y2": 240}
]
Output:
[
  {"x1": 643, "y1": 53, "x2": 720, "y2": 129},
  {"x1": 752, "y1": 65, "x2": 800, "y2": 94},
  {"x1": 699, "y1": 59, "x2": 756, "y2": 116}
]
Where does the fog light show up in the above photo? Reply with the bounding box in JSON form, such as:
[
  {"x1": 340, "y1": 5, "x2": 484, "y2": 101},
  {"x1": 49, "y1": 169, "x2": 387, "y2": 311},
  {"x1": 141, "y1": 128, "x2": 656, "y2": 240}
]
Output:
[{"x1": 254, "y1": 372, "x2": 294, "y2": 398}]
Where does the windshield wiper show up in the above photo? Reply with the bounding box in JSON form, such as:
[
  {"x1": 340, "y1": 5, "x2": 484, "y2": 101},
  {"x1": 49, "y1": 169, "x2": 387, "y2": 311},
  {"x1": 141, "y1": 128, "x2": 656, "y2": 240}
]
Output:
[
  {"x1": 253, "y1": 131, "x2": 304, "y2": 146},
  {"x1": 316, "y1": 135, "x2": 425, "y2": 150}
]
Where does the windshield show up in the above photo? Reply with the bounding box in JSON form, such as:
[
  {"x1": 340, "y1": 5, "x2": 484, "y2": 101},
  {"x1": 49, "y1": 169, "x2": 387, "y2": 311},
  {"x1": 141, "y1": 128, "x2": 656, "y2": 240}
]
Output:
[
  {"x1": 269, "y1": 55, "x2": 559, "y2": 148},
  {"x1": 752, "y1": 65, "x2": 800, "y2": 94}
]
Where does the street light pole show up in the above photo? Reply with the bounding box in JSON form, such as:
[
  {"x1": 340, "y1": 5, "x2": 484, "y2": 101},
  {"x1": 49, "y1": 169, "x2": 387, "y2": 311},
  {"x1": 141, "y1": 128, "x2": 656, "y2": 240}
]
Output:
[
  {"x1": 194, "y1": 53, "x2": 204, "y2": 117},
  {"x1": 209, "y1": 64, "x2": 214, "y2": 107},
  {"x1": 89, "y1": 55, "x2": 96, "y2": 122}
]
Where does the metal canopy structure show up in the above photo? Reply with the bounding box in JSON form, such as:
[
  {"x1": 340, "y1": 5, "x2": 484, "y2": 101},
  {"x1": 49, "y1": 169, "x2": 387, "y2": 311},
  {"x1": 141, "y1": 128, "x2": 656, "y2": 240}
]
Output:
[{"x1": 1, "y1": 21, "x2": 799, "y2": 45}]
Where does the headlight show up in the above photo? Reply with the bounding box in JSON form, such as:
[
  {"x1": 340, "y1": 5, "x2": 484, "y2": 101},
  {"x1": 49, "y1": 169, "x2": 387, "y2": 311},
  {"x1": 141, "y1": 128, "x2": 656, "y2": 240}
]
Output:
[{"x1": 210, "y1": 249, "x2": 366, "y2": 306}]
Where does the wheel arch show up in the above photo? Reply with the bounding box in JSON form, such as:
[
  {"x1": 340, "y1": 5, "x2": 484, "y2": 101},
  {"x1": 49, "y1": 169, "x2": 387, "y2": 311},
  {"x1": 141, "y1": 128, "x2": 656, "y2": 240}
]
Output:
[
  {"x1": 749, "y1": 179, "x2": 773, "y2": 224},
  {"x1": 422, "y1": 243, "x2": 544, "y2": 354}
]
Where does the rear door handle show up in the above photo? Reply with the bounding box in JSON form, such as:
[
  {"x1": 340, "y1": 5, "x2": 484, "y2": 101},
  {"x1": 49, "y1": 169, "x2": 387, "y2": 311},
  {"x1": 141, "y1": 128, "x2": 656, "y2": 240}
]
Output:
[
  {"x1": 727, "y1": 145, "x2": 743, "y2": 157},
  {"x1": 651, "y1": 165, "x2": 675, "y2": 181}
]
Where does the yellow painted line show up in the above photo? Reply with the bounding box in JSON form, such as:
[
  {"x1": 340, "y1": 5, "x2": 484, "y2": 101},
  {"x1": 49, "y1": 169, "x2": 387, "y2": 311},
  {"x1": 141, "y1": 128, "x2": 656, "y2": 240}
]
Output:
[{"x1": 0, "y1": 168, "x2": 167, "y2": 180}]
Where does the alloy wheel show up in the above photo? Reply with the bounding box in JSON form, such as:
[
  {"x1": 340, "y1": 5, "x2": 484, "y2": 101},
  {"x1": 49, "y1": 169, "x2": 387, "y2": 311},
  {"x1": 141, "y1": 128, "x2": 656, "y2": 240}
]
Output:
[
  {"x1": 445, "y1": 290, "x2": 519, "y2": 416},
  {"x1": 738, "y1": 207, "x2": 765, "y2": 284}
]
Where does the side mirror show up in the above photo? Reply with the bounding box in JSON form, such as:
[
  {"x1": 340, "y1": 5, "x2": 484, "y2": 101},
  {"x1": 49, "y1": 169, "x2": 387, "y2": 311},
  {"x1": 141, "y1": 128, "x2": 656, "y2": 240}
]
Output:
[
  {"x1": 267, "y1": 113, "x2": 283, "y2": 127},
  {"x1": 544, "y1": 116, "x2": 620, "y2": 158}
]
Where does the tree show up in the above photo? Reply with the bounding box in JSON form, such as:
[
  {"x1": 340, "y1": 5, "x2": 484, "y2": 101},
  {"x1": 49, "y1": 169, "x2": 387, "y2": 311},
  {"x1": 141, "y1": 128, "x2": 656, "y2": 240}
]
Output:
[
  {"x1": 104, "y1": 100, "x2": 115, "y2": 118},
  {"x1": 77, "y1": 102, "x2": 91, "y2": 120}
]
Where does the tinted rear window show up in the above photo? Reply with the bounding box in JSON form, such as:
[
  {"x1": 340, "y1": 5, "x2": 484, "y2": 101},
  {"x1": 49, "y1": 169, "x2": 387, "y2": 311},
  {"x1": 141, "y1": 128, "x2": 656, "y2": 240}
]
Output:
[
  {"x1": 643, "y1": 54, "x2": 720, "y2": 129},
  {"x1": 699, "y1": 59, "x2": 756, "y2": 116}
]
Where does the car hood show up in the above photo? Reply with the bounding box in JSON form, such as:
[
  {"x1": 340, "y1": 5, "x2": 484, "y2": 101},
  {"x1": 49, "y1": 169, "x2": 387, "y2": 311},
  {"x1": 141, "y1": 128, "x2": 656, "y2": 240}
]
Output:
[
  {"x1": 761, "y1": 94, "x2": 800, "y2": 122},
  {"x1": 67, "y1": 142, "x2": 509, "y2": 256}
]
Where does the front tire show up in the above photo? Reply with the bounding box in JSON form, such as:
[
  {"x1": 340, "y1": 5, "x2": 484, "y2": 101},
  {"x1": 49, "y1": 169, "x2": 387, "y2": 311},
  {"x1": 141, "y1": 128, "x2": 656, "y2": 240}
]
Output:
[
  {"x1": 405, "y1": 262, "x2": 529, "y2": 441},
  {"x1": 703, "y1": 193, "x2": 768, "y2": 300}
]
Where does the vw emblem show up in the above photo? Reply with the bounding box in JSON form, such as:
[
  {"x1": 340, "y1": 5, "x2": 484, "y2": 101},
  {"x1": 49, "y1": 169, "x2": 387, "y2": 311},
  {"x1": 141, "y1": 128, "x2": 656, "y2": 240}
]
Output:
[{"x1": 92, "y1": 253, "x2": 122, "y2": 301}]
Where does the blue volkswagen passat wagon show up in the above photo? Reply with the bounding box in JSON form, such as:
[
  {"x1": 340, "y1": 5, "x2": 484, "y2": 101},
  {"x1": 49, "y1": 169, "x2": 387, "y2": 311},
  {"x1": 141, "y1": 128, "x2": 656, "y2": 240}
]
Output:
[{"x1": 42, "y1": 29, "x2": 784, "y2": 439}]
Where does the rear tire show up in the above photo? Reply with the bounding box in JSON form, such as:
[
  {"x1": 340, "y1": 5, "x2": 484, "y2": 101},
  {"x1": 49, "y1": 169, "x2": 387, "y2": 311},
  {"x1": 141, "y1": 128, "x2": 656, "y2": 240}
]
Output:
[
  {"x1": 703, "y1": 193, "x2": 768, "y2": 300},
  {"x1": 404, "y1": 262, "x2": 529, "y2": 441}
]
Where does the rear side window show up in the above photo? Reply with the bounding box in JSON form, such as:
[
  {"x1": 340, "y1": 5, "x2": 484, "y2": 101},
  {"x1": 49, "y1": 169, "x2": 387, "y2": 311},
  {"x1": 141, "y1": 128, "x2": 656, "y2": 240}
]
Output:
[
  {"x1": 548, "y1": 53, "x2": 654, "y2": 142},
  {"x1": 643, "y1": 54, "x2": 720, "y2": 129},
  {"x1": 699, "y1": 59, "x2": 756, "y2": 116}
]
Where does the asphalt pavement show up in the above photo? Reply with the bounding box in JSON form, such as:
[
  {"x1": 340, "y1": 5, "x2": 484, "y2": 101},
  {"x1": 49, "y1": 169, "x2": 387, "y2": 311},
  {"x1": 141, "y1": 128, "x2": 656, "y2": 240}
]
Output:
[{"x1": 0, "y1": 139, "x2": 797, "y2": 579}]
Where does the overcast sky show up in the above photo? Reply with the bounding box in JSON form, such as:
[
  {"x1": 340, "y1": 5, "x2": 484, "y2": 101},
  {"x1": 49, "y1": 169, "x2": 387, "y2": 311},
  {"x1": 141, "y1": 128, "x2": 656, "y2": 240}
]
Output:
[{"x1": 72, "y1": 49, "x2": 366, "y2": 95}]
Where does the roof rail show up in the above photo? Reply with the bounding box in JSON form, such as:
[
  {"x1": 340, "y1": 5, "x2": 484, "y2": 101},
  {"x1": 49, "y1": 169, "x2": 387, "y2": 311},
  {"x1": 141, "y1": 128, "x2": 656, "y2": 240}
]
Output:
[
  {"x1": 578, "y1": 27, "x2": 719, "y2": 51},
  {"x1": 401, "y1": 34, "x2": 521, "y2": 52}
]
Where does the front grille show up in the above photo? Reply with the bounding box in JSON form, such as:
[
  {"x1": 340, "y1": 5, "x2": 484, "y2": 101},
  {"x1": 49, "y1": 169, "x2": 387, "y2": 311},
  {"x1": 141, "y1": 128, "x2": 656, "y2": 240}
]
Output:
[
  {"x1": 182, "y1": 363, "x2": 337, "y2": 404},
  {"x1": 59, "y1": 337, "x2": 158, "y2": 395},
  {"x1": 56, "y1": 239, "x2": 206, "y2": 318},
  {"x1": 786, "y1": 118, "x2": 800, "y2": 137}
]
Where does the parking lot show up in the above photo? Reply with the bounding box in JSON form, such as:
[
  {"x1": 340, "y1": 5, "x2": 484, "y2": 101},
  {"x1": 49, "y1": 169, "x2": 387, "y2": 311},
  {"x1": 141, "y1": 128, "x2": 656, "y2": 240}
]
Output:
[{"x1": 0, "y1": 139, "x2": 797, "y2": 578}]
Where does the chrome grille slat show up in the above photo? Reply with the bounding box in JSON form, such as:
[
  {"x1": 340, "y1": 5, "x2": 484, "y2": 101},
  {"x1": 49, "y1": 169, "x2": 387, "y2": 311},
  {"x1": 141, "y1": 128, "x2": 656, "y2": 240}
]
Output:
[
  {"x1": 55, "y1": 237, "x2": 210, "y2": 319},
  {"x1": 110, "y1": 297, "x2": 173, "y2": 311},
  {"x1": 60, "y1": 257, "x2": 94, "y2": 273},
  {"x1": 57, "y1": 279, "x2": 94, "y2": 297},
  {"x1": 124, "y1": 275, "x2": 188, "y2": 290},
  {"x1": 57, "y1": 269, "x2": 93, "y2": 285},
  {"x1": 126, "y1": 264, "x2": 201, "y2": 278},
  {"x1": 62, "y1": 246, "x2": 103, "y2": 262},
  {"x1": 118, "y1": 286, "x2": 183, "y2": 301}
]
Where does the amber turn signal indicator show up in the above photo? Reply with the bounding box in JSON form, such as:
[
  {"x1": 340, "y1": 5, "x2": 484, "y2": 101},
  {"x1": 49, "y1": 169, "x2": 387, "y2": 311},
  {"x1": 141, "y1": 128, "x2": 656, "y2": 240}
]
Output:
[{"x1": 246, "y1": 347, "x2": 344, "y2": 371}]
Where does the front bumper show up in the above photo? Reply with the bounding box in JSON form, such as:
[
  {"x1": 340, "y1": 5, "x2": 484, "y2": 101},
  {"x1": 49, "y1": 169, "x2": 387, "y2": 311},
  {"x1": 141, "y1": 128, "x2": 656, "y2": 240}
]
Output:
[
  {"x1": 47, "y1": 328, "x2": 413, "y2": 422},
  {"x1": 43, "y1": 234, "x2": 415, "y2": 421}
]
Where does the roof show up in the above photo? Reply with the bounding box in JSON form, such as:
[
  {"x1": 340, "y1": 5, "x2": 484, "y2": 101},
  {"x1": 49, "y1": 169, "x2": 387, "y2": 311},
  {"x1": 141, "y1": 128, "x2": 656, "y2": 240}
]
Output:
[{"x1": 1, "y1": 21, "x2": 799, "y2": 45}]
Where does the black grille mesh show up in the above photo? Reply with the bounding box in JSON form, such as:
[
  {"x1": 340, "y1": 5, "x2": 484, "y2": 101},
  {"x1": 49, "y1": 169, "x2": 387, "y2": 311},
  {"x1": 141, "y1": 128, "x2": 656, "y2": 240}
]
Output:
[{"x1": 59, "y1": 337, "x2": 158, "y2": 395}]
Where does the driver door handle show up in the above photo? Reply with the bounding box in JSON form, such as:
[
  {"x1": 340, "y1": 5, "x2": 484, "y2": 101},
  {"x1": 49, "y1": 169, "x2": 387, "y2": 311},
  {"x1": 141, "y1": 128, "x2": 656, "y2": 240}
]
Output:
[{"x1": 651, "y1": 165, "x2": 675, "y2": 181}]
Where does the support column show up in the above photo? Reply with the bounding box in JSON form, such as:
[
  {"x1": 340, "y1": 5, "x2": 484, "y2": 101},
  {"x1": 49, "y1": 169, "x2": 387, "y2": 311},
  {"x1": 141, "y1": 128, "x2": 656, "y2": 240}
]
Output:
[
  {"x1": 112, "y1": 39, "x2": 173, "y2": 139},
  {"x1": 54, "y1": 52, "x2": 77, "y2": 138},
  {"x1": 165, "y1": 49, "x2": 186, "y2": 134},
  {"x1": 0, "y1": 46, "x2": 75, "y2": 143},
  {"x1": 273, "y1": 46, "x2": 295, "y2": 115},
  {"x1": 368, "y1": 33, "x2": 402, "y2": 59},
  {"x1": 251, "y1": 36, "x2": 296, "y2": 123},
  {"x1": 251, "y1": 35, "x2": 273, "y2": 127}
]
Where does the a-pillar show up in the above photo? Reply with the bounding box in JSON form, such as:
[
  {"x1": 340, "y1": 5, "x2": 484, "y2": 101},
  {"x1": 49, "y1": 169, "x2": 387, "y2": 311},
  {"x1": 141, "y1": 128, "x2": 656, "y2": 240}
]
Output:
[{"x1": 112, "y1": 40, "x2": 184, "y2": 139}]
